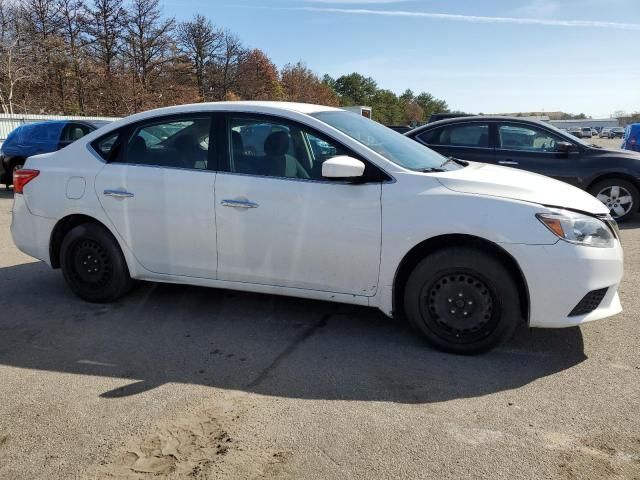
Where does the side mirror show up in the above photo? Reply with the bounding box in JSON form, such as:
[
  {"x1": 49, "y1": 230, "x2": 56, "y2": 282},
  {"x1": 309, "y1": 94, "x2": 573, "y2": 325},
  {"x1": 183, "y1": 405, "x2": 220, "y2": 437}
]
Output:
[
  {"x1": 322, "y1": 156, "x2": 365, "y2": 179},
  {"x1": 556, "y1": 141, "x2": 573, "y2": 153}
]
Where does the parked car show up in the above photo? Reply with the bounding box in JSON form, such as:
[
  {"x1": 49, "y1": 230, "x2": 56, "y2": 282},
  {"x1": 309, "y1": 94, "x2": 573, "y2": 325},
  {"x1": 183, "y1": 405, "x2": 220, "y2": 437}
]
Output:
[
  {"x1": 622, "y1": 123, "x2": 640, "y2": 153},
  {"x1": 600, "y1": 128, "x2": 612, "y2": 138},
  {"x1": 1, "y1": 120, "x2": 109, "y2": 188},
  {"x1": 11, "y1": 102, "x2": 623, "y2": 354},
  {"x1": 609, "y1": 127, "x2": 625, "y2": 139},
  {"x1": 567, "y1": 127, "x2": 584, "y2": 138},
  {"x1": 591, "y1": 128, "x2": 598, "y2": 137},
  {"x1": 405, "y1": 116, "x2": 640, "y2": 221},
  {"x1": 581, "y1": 127, "x2": 593, "y2": 138}
]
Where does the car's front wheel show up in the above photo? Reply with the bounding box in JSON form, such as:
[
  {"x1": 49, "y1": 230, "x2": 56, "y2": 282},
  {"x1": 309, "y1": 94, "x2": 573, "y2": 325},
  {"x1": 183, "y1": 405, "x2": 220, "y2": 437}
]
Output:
[
  {"x1": 590, "y1": 178, "x2": 638, "y2": 222},
  {"x1": 60, "y1": 223, "x2": 134, "y2": 302},
  {"x1": 404, "y1": 247, "x2": 521, "y2": 354}
]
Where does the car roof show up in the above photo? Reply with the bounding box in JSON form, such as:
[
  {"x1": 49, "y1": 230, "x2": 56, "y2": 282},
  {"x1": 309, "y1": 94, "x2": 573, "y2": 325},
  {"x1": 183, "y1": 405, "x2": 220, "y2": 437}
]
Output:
[
  {"x1": 82, "y1": 101, "x2": 345, "y2": 141},
  {"x1": 406, "y1": 115, "x2": 554, "y2": 135},
  {"x1": 129, "y1": 101, "x2": 341, "y2": 118}
]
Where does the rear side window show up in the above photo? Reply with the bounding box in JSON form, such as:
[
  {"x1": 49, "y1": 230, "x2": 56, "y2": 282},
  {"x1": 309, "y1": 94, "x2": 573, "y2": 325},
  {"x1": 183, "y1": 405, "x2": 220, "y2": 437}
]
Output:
[
  {"x1": 421, "y1": 124, "x2": 489, "y2": 148},
  {"x1": 91, "y1": 131, "x2": 122, "y2": 161},
  {"x1": 415, "y1": 128, "x2": 441, "y2": 145},
  {"x1": 28, "y1": 123, "x2": 64, "y2": 145},
  {"x1": 123, "y1": 116, "x2": 212, "y2": 170}
]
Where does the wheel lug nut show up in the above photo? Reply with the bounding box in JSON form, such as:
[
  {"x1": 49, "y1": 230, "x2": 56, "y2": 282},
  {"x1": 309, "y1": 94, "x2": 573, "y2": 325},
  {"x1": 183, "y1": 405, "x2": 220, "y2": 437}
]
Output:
[
  {"x1": 458, "y1": 293, "x2": 463, "y2": 297},
  {"x1": 468, "y1": 301, "x2": 473, "y2": 305},
  {"x1": 450, "y1": 309, "x2": 456, "y2": 314},
  {"x1": 448, "y1": 298, "x2": 452, "y2": 303}
]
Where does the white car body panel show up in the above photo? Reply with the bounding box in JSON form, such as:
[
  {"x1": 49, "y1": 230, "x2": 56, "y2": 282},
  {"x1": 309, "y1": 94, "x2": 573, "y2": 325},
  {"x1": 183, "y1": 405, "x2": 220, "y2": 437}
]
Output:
[
  {"x1": 95, "y1": 164, "x2": 217, "y2": 278},
  {"x1": 214, "y1": 172, "x2": 381, "y2": 295},
  {"x1": 10, "y1": 101, "x2": 624, "y2": 332}
]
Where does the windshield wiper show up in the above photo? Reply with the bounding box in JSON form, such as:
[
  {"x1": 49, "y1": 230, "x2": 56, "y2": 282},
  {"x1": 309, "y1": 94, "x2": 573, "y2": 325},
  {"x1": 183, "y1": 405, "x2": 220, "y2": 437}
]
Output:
[
  {"x1": 440, "y1": 156, "x2": 468, "y2": 168},
  {"x1": 418, "y1": 167, "x2": 446, "y2": 173}
]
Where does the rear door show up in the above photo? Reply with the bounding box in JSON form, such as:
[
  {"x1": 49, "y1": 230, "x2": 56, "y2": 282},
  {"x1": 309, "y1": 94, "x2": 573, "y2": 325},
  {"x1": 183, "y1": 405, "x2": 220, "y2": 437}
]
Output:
[
  {"x1": 414, "y1": 121, "x2": 493, "y2": 163},
  {"x1": 493, "y1": 122, "x2": 582, "y2": 186},
  {"x1": 94, "y1": 113, "x2": 219, "y2": 278}
]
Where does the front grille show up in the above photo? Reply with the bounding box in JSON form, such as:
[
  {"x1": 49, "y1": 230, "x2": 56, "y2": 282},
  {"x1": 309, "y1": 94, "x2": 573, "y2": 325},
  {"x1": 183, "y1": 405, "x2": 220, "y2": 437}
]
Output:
[{"x1": 568, "y1": 288, "x2": 608, "y2": 317}]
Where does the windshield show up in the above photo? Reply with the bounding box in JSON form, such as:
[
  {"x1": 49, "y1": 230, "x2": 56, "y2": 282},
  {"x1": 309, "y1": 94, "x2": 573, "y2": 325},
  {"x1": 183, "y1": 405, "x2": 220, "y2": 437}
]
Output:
[{"x1": 312, "y1": 110, "x2": 460, "y2": 171}]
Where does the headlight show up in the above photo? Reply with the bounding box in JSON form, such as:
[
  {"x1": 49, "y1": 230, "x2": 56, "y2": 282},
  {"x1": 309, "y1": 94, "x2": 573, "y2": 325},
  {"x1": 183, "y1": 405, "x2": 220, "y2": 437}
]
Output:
[{"x1": 536, "y1": 210, "x2": 616, "y2": 248}]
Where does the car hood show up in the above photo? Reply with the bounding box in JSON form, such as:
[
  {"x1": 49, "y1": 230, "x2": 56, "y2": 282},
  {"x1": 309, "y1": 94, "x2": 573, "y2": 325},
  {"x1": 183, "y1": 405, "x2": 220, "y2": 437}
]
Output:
[{"x1": 435, "y1": 162, "x2": 609, "y2": 215}]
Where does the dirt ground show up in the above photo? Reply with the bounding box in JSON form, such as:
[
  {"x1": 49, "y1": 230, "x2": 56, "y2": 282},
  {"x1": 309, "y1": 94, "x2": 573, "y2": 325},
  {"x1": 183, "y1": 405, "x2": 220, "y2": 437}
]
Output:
[
  {"x1": 0, "y1": 185, "x2": 639, "y2": 479},
  {"x1": 584, "y1": 136, "x2": 624, "y2": 149}
]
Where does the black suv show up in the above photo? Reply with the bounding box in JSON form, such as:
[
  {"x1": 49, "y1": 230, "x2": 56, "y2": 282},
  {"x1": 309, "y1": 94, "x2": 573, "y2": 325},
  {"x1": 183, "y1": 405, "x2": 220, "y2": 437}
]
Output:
[{"x1": 406, "y1": 116, "x2": 640, "y2": 221}]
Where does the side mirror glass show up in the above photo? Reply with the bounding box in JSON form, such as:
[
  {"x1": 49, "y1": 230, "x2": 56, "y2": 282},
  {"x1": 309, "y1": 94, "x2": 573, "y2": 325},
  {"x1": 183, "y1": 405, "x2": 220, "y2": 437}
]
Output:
[
  {"x1": 556, "y1": 141, "x2": 573, "y2": 153},
  {"x1": 322, "y1": 156, "x2": 365, "y2": 179}
]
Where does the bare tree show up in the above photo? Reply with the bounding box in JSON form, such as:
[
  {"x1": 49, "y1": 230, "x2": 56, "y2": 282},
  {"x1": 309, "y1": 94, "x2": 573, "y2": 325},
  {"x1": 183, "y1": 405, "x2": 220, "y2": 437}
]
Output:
[
  {"x1": 124, "y1": 0, "x2": 175, "y2": 111},
  {"x1": 87, "y1": 0, "x2": 124, "y2": 80},
  {"x1": 0, "y1": 37, "x2": 31, "y2": 114},
  {"x1": 58, "y1": 0, "x2": 88, "y2": 113},
  {"x1": 176, "y1": 14, "x2": 222, "y2": 100},
  {"x1": 209, "y1": 30, "x2": 245, "y2": 100}
]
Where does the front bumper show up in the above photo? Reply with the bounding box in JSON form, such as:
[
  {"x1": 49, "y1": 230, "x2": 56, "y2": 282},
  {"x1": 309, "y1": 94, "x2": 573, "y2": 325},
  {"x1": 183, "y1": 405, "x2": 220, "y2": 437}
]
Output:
[{"x1": 501, "y1": 239, "x2": 623, "y2": 328}]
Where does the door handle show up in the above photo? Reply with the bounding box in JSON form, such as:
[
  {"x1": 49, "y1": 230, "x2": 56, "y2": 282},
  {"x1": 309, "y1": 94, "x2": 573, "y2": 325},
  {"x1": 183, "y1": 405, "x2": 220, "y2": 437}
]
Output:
[
  {"x1": 221, "y1": 199, "x2": 259, "y2": 209},
  {"x1": 104, "y1": 189, "x2": 134, "y2": 198},
  {"x1": 498, "y1": 160, "x2": 519, "y2": 165}
]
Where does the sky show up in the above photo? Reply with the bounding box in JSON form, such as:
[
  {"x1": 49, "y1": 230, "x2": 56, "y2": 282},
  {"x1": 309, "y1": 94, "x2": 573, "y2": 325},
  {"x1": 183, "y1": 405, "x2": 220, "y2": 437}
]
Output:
[{"x1": 162, "y1": 0, "x2": 639, "y2": 117}]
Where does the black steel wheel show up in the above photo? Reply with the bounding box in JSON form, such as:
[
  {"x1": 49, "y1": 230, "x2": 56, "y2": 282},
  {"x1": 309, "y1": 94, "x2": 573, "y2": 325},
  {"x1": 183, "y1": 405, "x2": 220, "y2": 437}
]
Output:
[
  {"x1": 404, "y1": 247, "x2": 521, "y2": 354},
  {"x1": 60, "y1": 223, "x2": 134, "y2": 302}
]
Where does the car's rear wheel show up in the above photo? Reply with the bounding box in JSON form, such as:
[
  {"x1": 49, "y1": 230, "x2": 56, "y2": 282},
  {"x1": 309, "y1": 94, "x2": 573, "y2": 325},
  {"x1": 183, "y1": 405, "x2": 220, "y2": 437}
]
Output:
[
  {"x1": 60, "y1": 223, "x2": 134, "y2": 302},
  {"x1": 589, "y1": 178, "x2": 639, "y2": 222},
  {"x1": 404, "y1": 247, "x2": 520, "y2": 354}
]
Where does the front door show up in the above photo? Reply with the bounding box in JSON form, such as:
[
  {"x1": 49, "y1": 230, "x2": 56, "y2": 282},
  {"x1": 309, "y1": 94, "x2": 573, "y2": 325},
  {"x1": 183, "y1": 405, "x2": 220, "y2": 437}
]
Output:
[
  {"x1": 95, "y1": 114, "x2": 218, "y2": 278},
  {"x1": 214, "y1": 115, "x2": 382, "y2": 296},
  {"x1": 493, "y1": 122, "x2": 582, "y2": 187}
]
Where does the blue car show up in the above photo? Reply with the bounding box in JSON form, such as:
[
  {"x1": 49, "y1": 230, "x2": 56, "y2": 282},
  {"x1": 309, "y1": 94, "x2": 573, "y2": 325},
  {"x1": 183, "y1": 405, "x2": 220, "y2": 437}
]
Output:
[
  {"x1": 1, "y1": 120, "x2": 109, "y2": 187},
  {"x1": 622, "y1": 123, "x2": 640, "y2": 153}
]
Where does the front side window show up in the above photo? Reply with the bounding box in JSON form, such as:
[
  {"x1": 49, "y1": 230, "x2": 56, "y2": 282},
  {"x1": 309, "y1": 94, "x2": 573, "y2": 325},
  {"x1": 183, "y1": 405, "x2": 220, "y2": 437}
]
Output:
[
  {"x1": 311, "y1": 110, "x2": 458, "y2": 172},
  {"x1": 124, "y1": 117, "x2": 211, "y2": 170},
  {"x1": 498, "y1": 124, "x2": 561, "y2": 152},
  {"x1": 228, "y1": 117, "x2": 349, "y2": 180}
]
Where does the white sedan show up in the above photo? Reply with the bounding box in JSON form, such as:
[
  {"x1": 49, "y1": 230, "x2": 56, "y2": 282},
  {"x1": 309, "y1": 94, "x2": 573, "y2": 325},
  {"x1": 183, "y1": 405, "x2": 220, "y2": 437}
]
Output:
[{"x1": 11, "y1": 102, "x2": 623, "y2": 354}]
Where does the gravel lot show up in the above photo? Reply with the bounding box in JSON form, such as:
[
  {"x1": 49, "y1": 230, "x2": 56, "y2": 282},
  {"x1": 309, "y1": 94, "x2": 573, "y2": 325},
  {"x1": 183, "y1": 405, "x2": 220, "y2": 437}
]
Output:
[{"x1": 0, "y1": 182, "x2": 639, "y2": 479}]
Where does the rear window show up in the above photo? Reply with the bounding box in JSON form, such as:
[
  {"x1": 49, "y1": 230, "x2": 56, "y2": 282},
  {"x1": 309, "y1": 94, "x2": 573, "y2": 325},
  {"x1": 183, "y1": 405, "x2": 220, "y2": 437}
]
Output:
[{"x1": 91, "y1": 130, "x2": 122, "y2": 161}]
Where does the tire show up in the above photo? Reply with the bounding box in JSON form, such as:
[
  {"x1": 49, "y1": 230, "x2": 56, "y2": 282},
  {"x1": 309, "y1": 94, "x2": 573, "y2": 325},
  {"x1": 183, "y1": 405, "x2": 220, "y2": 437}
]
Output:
[
  {"x1": 60, "y1": 223, "x2": 134, "y2": 302},
  {"x1": 589, "y1": 178, "x2": 639, "y2": 222},
  {"x1": 404, "y1": 247, "x2": 521, "y2": 355}
]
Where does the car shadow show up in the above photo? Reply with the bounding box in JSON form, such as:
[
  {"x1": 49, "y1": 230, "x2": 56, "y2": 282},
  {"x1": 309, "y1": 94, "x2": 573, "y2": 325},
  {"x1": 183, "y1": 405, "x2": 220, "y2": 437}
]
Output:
[
  {"x1": 0, "y1": 261, "x2": 587, "y2": 403},
  {"x1": 0, "y1": 187, "x2": 13, "y2": 199},
  {"x1": 619, "y1": 214, "x2": 640, "y2": 230}
]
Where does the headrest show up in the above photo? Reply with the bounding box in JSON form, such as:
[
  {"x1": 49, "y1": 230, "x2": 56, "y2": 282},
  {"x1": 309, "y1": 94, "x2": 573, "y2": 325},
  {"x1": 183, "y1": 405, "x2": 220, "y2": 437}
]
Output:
[
  {"x1": 264, "y1": 131, "x2": 289, "y2": 156},
  {"x1": 232, "y1": 131, "x2": 244, "y2": 154}
]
